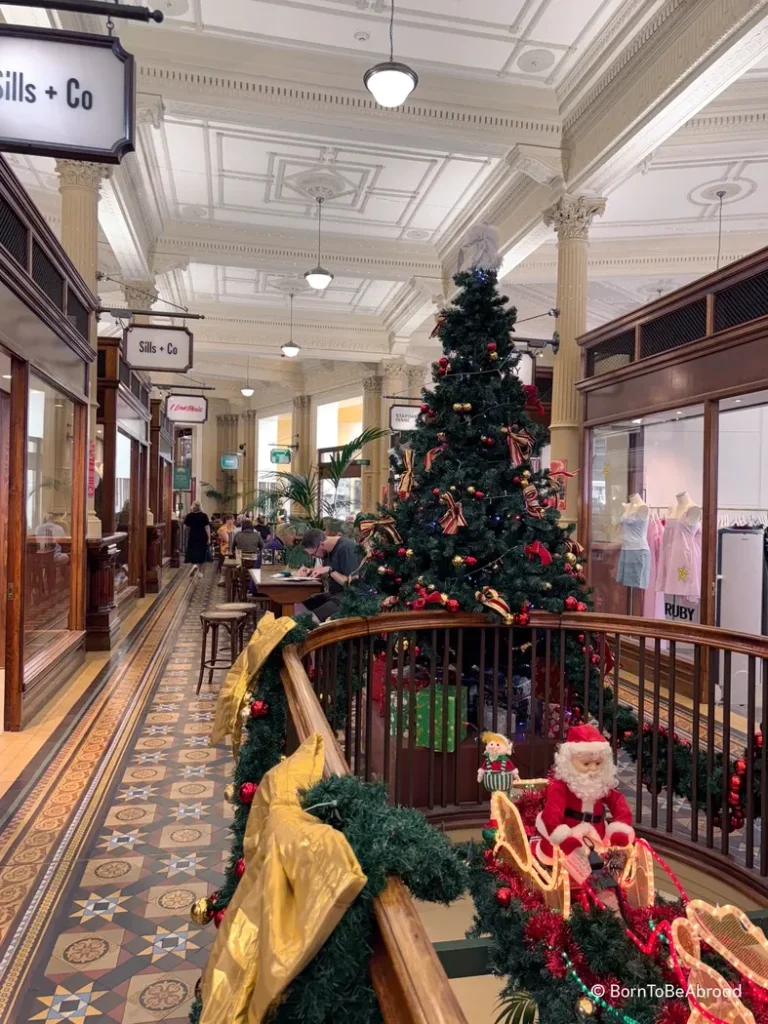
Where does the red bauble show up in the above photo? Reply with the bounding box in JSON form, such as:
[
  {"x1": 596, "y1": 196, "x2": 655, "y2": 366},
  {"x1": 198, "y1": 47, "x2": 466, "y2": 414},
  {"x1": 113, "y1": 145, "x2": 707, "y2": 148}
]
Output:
[
  {"x1": 397, "y1": 547, "x2": 407, "y2": 557},
  {"x1": 474, "y1": 490, "x2": 485, "y2": 498},
  {"x1": 577, "y1": 634, "x2": 585, "y2": 642},
  {"x1": 437, "y1": 367, "x2": 447, "y2": 376},
  {"x1": 235, "y1": 858, "x2": 246, "y2": 880},
  {"x1": 590, "y1": 653, "x2": 599, "y2": 665},
  {"x1": 438, "y1": 356, "x2": 449, "y2": 366},
  {"x1": 564, "y1": 564, "x2": 573, "y2": 574},
  {"x1": 447, "y1": 599, "x2": 460, "y2": 613},
  {"x1": 486, "y1": 342, "x2": 497, "y2": 352},
  {"x1": 496, "y1": 887, "x2": 513, "y2": 908},
  {"x1": 386, "y1": 568, "x2": 395, "y2": 575},
  {"x1": 576, "y1": 602, "x2": 587, "y2": 612},
  {"x1": 758, "y1": 732, "x2": 765, "y2": 748},
  {"x1": 465, "y1": 556, "x2": 478, "y2": 567},
  {"x1": 395, "y1": 577, "x2": 402, "y2": 584},
  {"x1": 432, "y1": 487, "x2": 440, "y2": 496},
  {"x1": 250, "y1": 700, "x2": 269, "y2": 719},
  {"x1": 239, "y1": 782, "x2": 257, "y2": 804},
  {"x1": 736, "y1": 758, "x2": 747, "y2": 774},
  {"x1": 519, "y1": 612, "x2": 531, "y2": 626},
  {"x1": 730, "y1": 774, "x2": 742, "y2": 791},
  {"x1": 420, "y1": 403, "x2": 429, "y2": 413},
  {"x1": 512, "y1": 476, "x2": 521, "y2": 485},
  {"x1": 214, "y1": 909, "x2": 226, "y2": 928},
  {"x1": 564, "y1": 596, "x2": 578, "y2": 610},
  {"x1": 623, "y1": 730, "x2": 633, "y2": 740},
  {"x1": 728, "y1": 791, "x2": 741, "y2": 806}
]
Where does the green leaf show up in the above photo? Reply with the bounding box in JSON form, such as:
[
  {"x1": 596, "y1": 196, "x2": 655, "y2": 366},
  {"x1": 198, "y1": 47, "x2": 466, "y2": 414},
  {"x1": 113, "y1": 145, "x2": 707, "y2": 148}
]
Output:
[
  {"x1": 493, "y1": 991, "x2": 538, "y2": 1024},
  {"x1": 323, "y1": 427, "x2": 388, "y2": 489}
]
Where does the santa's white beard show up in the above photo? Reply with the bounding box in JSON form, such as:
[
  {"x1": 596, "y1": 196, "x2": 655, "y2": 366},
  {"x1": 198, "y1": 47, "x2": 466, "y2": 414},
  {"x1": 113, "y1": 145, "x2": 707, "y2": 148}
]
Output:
[{"x1": 553, "y1": 748, "x2": 617, "y2": 804}]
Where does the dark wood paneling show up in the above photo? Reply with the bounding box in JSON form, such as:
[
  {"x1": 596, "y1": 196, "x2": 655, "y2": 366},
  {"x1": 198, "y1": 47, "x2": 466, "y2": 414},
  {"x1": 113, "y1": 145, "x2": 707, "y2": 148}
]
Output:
[
  {"x1": 700, "y1": 399, "x2": 719, "y2": 627},
  {"x1": 0, "y1": 393, "x2": 9, "y2": 672},
  {"x1": 5, "y1": 358, "x2": 28, "y2": 731}
]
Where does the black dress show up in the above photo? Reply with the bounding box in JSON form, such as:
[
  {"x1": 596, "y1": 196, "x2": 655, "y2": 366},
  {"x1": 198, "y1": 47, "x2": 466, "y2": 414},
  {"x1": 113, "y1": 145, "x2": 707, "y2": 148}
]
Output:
[{"x1": 184, "y1": 510, "x2": 210, "y2": 565}]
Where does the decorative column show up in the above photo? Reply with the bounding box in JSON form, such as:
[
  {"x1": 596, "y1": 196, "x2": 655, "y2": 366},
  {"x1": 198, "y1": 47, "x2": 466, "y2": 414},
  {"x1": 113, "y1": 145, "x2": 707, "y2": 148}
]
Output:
[
  {"x1": 379, "y1": 359, "x2": 407, "y2": 501},
  {"x1": 291, "y1": 395, "x2": 312, "y2": 478},
  {"x1": 239, "y1": 410, "x2": 257, "y2": 507},
  {"x1": 361, "y1": 374, "x2": 384, "y2": 511},
  {"x1": 543, "y1": 193, "x2": 606, "y2": 525},
  {"x1": 56, "y1": 160, "x2": 112, "y2": 539}
]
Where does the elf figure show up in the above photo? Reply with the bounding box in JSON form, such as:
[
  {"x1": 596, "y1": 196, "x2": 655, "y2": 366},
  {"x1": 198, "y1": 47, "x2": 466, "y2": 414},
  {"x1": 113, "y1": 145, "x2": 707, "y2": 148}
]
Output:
[
  {"x1": 477, "y1": 732, "x2": 520, "y2": 792},
  {"x1": 531, "y1": 724, "x2": 634, "y2": 884}
]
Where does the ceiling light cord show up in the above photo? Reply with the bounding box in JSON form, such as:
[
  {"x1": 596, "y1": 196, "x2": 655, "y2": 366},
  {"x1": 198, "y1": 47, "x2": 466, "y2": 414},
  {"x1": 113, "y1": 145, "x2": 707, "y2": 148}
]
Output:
[
  {"x1": 389, "y1": 0, "x2": 394, "y2": 62},
  {"x1": 290, "y1": 292, "x2": 294, "y2": 344},
  {"x1": 317, "y1": 198, "x2": 323, "y2": 265},
  {"x1": 716, "y1": 189, "x2": 726, "y2": 270}
]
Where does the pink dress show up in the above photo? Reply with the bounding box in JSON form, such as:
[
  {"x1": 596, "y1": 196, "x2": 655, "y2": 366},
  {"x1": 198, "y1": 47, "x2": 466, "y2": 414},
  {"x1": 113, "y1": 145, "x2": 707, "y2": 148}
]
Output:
[
  {"x1": 655, "y1": 513, "x2": 701, "y2": 603},
  {"x1": 643, "y1": 517, "x2": 665, "y2": 618}
]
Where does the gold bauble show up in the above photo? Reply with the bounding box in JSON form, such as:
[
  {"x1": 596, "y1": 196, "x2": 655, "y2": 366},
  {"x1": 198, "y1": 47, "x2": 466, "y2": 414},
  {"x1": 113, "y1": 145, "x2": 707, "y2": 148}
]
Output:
[
  {"x1": 450, "y1": 485, "x2": 457, "y2": 491},
  {"x1": 490, "y1": 352, "x2": 498, "y2": 360},
  {"x1": 224, "y1": 784, "x2": 236, "y2": 804},
  {"x1": 406, "y1": 548, "x2": 414, "y2": 557},
  {"x1": 522, "y1": 470, "x2": 530, "y2": 479},
  {"x1": 440, "y1": 593, "x2": 449, "y2": 602},
  {"x1": 377, "y1": 565, "x2": 387, "y2": 575},
  {"x1": 576, "y1": 995, "x2": 595, "y2": 1016},
  {"x1": 427, "y1": 584, "x2": 436, "y2": 591},
  {"x1": 542, "y1": 582, "x2": 552, "y2": 591},
  {"x1": 466, "y1": 486, "x2": 476, "y2": 495},
  {"x1": 190, "y1": 897, "x2": 212, "y2": 926},
  {"x1": 417, "y1": 575, "x2": 424, "y2": 583},
  {"x1": 565, "y1": 552, "x2": 577, "y2": 565},
  {"x1": 575, "y1": 563, "x2": 583, "y2": 573},
  {"x1": 452, "y1": 555, "x2": 464, "y2": 566},
  {"x1": 452, "y1": 403, "x2": 462, "y2": 412},
  {"x1": 500, "y1": 426, "x2": 510, "y2": 434},
  {"x1": 462, "y1": 403, "x2": 472, "y2": 412}
]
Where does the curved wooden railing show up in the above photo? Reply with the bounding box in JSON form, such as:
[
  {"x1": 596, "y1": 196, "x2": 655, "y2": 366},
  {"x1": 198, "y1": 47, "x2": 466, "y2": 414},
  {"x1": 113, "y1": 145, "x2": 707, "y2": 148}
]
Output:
[
  {"x1": 281, "y1": 648, "x2": 470, "y2": 1024},
  {"x1": 285, "y1": 611, "x2": 768, "y2": 903}
]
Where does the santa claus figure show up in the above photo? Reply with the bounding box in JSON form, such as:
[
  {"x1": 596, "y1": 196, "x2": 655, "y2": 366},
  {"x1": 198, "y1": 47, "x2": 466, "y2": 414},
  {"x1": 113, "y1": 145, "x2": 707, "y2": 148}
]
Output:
[{"x1": 532, "y1": 724, "x2": 634, "y2": 884}]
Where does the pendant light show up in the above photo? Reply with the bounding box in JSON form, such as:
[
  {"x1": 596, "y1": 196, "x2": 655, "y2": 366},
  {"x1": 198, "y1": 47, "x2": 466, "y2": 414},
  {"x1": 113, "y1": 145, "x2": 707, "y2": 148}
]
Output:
[
  {"x1": 281, "y1": 292, "x2": 300, "y2": 358},
  {"x1": 304, "y1": 197, "x2": 333, "y2": 291},
  {"x1": 364, "y1": 0, "x2": 418, "y2": 108},
  {"x1": 240, "y1": 354, "x2": 255, "y2": 397}
]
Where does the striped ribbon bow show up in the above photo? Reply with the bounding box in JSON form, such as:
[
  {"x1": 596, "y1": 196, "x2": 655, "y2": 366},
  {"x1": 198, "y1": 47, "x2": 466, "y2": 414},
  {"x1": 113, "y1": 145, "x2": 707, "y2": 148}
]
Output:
[
  {"x1": 357, "y1": 515, "x2": 402, "y2": 554},
  {"x1": 397, "y1": 448, "x2": 415, "y2": 499},
  {"x1": 424, "y1": 444, "x2": 447, "y2": 472},
  {"x1": 475, "y1": 586, "x2": 513, "y2": 625},
  {"x1": 506, "y1": 428, "x2": 535, "y2": 467},
  {"x1": 439, "y1": 492, "x2": 467, "y2": 535},
  {"x1": 523, "y1": 483, "x2": 546, "y2": 519}
]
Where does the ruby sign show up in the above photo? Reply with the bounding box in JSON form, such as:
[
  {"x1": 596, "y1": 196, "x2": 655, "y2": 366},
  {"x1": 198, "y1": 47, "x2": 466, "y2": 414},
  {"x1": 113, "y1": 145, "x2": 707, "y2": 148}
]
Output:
[{"x1": 166, "y1": 395, "x2": 208, "y2": 424}]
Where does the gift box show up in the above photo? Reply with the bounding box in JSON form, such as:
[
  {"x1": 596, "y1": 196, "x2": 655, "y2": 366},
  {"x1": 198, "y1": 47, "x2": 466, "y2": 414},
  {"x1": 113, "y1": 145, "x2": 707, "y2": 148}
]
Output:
[
  {"x1": 389, "y1": 685, "x2": 468, "y2": 752},
  {"x1": 543, "y1": 702, "x2": 572, "y2": 740}
]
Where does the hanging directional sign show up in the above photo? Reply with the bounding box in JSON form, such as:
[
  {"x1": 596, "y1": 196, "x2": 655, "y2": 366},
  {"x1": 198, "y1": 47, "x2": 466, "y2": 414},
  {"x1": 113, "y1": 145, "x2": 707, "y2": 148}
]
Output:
[
  {"x1": 389, "y1": 404, "x2": 420, "y2": 431},
  {"x1": 0, "y1": 26, "x2": 135, "y2": 163},
  {"x1": 166, "y1": 395, "x2": 207, "y2": 424},
  {"x1": 220, "y1": 454, "x2": 239, "y2": 470},
  {"x1": 123, "y1": 325, "x2": 193, "y2": 373},
  {"x1": 270, "y1": 449, "x2": 292, "y2": 465}
]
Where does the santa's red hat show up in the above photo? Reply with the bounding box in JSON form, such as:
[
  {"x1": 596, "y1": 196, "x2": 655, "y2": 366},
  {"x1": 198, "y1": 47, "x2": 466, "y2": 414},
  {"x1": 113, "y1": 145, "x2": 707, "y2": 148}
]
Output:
[{"x1": 560, "y1": 723, "x2": 609, "y2": 757}]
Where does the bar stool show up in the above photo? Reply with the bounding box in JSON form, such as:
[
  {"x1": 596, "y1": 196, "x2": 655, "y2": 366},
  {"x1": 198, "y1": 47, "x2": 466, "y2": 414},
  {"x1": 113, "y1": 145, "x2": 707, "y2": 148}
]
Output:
[
  {"x1": 214, "y1": 601, "x2": 261, "y2": 648},
  {"x1": 197, "y1": 609, "x2": 247, "y2": 694}
]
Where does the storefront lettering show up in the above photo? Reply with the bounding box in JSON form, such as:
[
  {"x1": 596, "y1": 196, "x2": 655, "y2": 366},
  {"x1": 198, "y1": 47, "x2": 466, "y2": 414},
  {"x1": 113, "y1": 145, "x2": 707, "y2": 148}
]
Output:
[
  {"x1": 664, "y1": 602, "x2": 696, "y2": 622},
  {"x1": 0, "y1": 70, "x2": 97, "y2": 109}
]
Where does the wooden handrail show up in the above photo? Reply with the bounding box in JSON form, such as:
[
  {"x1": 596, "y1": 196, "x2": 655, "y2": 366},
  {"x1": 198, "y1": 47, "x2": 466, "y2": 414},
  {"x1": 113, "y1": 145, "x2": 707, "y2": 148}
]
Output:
[
  {"x1": 298, "y1": 610, "x2": 768, "y2": 660},
  {"x1": 281, "y1": 647, "x2": 470, "y2": 1024}
]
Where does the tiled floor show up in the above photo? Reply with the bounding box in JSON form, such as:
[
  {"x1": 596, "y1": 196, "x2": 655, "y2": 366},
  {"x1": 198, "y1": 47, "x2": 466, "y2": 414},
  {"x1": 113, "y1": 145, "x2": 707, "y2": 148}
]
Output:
[{"x1": 4, "y1": 570, "x2": 235, "y2": 1024}]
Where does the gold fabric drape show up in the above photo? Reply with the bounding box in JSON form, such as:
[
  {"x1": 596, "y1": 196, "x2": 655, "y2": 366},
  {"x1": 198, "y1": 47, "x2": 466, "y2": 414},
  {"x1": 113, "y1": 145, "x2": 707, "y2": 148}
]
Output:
[{"x1": 200, "y1": 734, "x2": 367, "y2": 1024}]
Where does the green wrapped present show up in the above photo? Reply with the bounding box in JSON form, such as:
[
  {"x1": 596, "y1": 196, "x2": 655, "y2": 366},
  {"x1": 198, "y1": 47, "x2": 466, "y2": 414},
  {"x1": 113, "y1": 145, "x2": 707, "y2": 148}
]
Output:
[{"x1": 389, "y1": 685, "x2": 468, "y2": 752}]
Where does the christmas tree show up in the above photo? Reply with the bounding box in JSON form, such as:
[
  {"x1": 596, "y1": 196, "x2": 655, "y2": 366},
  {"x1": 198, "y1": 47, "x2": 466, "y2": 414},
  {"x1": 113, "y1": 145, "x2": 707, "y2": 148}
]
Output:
[{"x1": 342, "y1": 235, "x2": 589, "y2": 622}]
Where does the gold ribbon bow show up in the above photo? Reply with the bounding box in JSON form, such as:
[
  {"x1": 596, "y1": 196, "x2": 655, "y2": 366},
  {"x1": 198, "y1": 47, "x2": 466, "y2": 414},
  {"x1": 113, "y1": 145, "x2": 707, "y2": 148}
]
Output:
[
  {"x1": 424, "y1": 444, "x2": 446, "y2": 472},
  {"x1": 397, "y1": 448, "x2": 415, "y2": 499},
  {"x1": 357, "y1": 515, "x2": 402, "y2": 555},
  {"x1": 211, "y1": 611, "x2": 296, "y2": 758},
  {"x1": 200, "y1": 735, "x2": 367, "y2": 1024},
  {"x1": 439, "y1": 492, "x2": 467, "y2": 535},
  {"x1": 476, "y1": 586, "x2": 513, "y2": 625},
  {"x1": 506, "y1": 428, "x2": 535, "y2": 467},
  {"x1": 523, "y1": 483, "x2": 546, "y2": 520}
]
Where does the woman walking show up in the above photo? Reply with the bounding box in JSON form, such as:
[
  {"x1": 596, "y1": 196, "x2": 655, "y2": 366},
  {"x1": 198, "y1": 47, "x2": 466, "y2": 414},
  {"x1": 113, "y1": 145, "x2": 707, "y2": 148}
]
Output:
[{"x1": 184, "y1": 501, "x2": 211, "y2": 579}]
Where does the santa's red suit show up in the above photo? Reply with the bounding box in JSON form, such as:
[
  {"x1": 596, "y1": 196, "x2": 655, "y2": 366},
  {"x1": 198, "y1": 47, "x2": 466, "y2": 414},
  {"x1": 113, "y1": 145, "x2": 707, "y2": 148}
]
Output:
[{"x1": 533, "y1": 724, "x2": 634, "y2": 868}]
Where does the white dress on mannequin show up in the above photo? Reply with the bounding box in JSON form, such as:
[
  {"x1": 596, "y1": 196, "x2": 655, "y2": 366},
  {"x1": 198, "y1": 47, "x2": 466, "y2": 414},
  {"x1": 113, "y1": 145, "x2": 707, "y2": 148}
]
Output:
[{"x1": 616, "y1": 495, "x2": 650, "y2": 589}]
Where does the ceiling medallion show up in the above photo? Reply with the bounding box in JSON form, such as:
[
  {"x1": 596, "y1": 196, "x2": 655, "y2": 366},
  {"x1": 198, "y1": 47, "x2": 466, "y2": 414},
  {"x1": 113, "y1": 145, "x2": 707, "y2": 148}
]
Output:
[
  {"x1": 289, "y1": 168, "x2": 348, "y2": 203},
  {"x1": 160, "y1": 0, "x2": 189, "y2": 15},
  {"x1": 688, "y1": 179, "x2": 755, "y2": 207},
  {"x1": 517, "y1": 49, "x2": 555, "y2": 73}
]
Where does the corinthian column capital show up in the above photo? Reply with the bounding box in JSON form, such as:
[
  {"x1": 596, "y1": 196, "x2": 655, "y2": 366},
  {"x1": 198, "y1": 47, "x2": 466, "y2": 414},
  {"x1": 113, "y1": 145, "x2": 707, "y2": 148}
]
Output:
[
  {"x1": 543, "y1": 193, "x2": 606, "y2": 242},
  {"x1": 55, "y1": 160, "x2": 112, "y2": 194}
]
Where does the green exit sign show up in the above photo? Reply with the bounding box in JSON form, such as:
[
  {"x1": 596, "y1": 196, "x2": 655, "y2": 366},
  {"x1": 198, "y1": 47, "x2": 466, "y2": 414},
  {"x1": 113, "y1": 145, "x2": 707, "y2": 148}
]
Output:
[
  {"x1": 270, "y1": 449, "x2": 292, "y2": 465},
  {"x1": 220, "y1": 454, "x2": 239, "y2": 470}
]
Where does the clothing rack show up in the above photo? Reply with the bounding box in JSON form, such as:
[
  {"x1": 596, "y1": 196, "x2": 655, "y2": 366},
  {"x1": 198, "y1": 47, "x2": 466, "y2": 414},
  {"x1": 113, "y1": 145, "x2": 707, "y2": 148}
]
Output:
[{"x1": 717, "y1": 507, "x2": 768, "y2": 529}]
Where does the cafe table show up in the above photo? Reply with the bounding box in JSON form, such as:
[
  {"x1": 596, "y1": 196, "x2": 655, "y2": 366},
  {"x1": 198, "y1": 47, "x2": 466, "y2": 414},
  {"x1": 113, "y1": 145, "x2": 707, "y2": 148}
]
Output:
[{"x1": 249, "y1": 569, "x2": 323, "y2": 618}]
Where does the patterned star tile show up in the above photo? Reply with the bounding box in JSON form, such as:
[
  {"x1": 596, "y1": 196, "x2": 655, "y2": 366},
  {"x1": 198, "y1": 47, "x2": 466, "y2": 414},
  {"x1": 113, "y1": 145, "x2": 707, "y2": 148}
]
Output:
[
  {"x1": 160, "y1": 852, "x2": 205, "y2": 877},
  {"x1": 184, "y1": 736, "x2": 210, "y2": 747},
  {"x1": 181, "y1": 765, "x2": 209, "y2": 779},
  {"x1": 150, "y1": 704, "x2": 179, "y2": 712},
  {"x1": 189, "y1": 711, "x2": 214, "y2": 722},
  {"x1": 97, "y1": 829, "x2": 146, "y2": 852},
  {"x1": 137, "y1": 924, "x2": 199, "y2": 963},
  {"x1": 132, "y1": 752, "x2": 167, "y2": 765},
  {"x1": 71, "y1": 891, "x2": 130, "y2": 923},
  {"x1": 30, "y1": 982, "x2": 107, "y2": 1022},
  {"x1": 116, "y1": 785, "x2": 158, "y2": 802},
  {"x1": 172, "y1": 802, "x2": 208, "y2": 821},
  {"x1": 143, "y1": 725, "x2": 171, "y2": 736}
]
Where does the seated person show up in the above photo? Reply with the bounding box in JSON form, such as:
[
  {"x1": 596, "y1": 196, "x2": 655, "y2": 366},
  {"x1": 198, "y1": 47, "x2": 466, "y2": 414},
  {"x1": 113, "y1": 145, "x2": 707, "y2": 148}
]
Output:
[
  {"x1": 296, "y1": 527, "x2": 360, "y2": 622},
  {"x1": 232, "y1": 520, "x2": 264, "y2": 560}
]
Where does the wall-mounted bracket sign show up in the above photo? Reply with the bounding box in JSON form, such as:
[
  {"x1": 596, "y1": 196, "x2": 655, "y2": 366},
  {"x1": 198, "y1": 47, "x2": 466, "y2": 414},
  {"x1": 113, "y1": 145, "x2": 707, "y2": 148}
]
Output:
[
  {"x1": 166, "y1": 395, "x2": 207, "y2": 424},
  {"x1": 123, "y1": 325, "x2": 193, "y2": 373},
  {"x1": 389, "y1": 404, "x2": 420, "y2": 431},
  {"x1": 220, "y1": 454, "x2": 239, "y2": 470},
  {"x1": 0, "y1": 26, "x2": 134, "y2": 163},
  {"x1": 270, "y1": 449, "x2": 292, "y2": 465}
]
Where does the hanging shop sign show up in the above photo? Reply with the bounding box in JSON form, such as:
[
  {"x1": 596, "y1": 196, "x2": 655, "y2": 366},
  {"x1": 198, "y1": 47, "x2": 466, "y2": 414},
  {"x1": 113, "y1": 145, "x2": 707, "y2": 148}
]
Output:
[
  {"x1": 123, "y1": 325, "x2": 193, "y2": 373},
  {"x1": 0, "y1": 26, "x2": 135, "y2": 163},
  {"x1": 389, "y1": 404, "x2": 420, "y2": 432},
  {"x1": 173, "y1": 466, "x2": 191, "y2": 491},
  {"x1": 269, "y1": 449, "x2": 292, "y2": 465},
  {"x1": 166, "y1": 395, "x2": 208, "y2": 424},
  {"x1": 220, "y1": 454, "x2": 239, "y2": 470}
]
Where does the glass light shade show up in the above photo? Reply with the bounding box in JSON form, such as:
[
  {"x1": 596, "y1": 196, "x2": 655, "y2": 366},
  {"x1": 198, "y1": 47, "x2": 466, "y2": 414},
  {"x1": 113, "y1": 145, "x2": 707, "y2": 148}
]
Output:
[
  {"x1": 240, "y1": 386, "x2": 255, "y2": 397},
  {"x1": 281, "y1": 342, "x2": 301, "y2": 358},
  {"x1": 304, "y1": 266, "x2": 334, "y2": 290},
  {"x1": 363, "y1": 61, "x2": 418, "y2": 107}
]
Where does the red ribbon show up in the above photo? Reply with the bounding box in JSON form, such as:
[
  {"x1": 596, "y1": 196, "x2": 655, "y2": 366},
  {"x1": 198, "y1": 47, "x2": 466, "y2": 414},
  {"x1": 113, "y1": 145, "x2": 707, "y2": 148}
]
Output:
[
  {"x1": 522, "y1": 384, "x2": 544, "y2": 415},
  {"x1": 430, "y1": 314, "x2": 447, "y2": 338},
  {"x1": 438, "y1": 492, "x2": 467, "y2": 535},
  {"x1": 525, "y1": 540, "x2": 552, "y2": 566},
  {"x1": 397, "y1": 449, "x2": 415, "y2": 499},
  {"x1": 424, "y1": 444, "x2": 446, "y2": 472},
  {"x1": 523, "y1": 483, "x2": 546, "y2": 519},
  {"x1": 425, "y1": 591, "x2": 446, "y2": 605},
  {"x1": 506, "y1": 428, "x2": 535, "y2": 467}
]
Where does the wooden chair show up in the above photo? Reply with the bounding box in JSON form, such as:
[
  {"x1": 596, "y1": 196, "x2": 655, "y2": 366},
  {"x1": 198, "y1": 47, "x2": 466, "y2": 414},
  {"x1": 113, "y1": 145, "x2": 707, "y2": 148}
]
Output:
[{"x1": 197, "y1": 609, "x2": 246, "y2": 694}]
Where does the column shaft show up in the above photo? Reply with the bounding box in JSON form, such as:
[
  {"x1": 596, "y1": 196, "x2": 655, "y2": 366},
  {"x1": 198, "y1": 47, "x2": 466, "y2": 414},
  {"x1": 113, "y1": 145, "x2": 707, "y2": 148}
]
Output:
[
  {"x1": 291, "y1": 395, "x2": 312, "y2": 478},
  {"x1": 361, "y1": 375, "x2": 383, "y2": 511}
]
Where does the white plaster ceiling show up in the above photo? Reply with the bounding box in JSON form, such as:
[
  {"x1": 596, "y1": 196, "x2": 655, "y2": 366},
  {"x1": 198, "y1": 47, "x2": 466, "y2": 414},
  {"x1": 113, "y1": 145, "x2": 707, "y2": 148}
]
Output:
[{"x1": 158, "y1": 0, "x2": 632, "y2": 86}]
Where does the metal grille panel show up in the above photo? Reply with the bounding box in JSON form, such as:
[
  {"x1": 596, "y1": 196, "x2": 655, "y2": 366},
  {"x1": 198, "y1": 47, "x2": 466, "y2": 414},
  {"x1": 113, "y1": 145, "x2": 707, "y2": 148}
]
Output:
[
  {"x1": 0, "y1": 198, "x2": 27, "y2": 266},
  {"x1": 118, "y1": 357, "x2": 130, "y2": 388},
  {"x1": 97, "y1": 349, "x2": 106, "y2": 378},
  {"x1": 586, "y1": 330, "x2": 635, "y2": 376},
  {"x1": 714, "y1": 271, "x2": 768, "y2": 333},
  {"x1": 67, "y1": 291, "x2": 89, "y2": 340},
  {"x1": 32, "y1": 241, "x2": 64, "y2": 309},
  {"x1": 640, "y1": 300, "x2": 706, "y2": 359}
]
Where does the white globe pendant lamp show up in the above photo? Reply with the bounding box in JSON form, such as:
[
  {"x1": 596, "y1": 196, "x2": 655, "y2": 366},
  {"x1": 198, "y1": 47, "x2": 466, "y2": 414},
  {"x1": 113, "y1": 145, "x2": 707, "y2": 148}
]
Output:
[
  {"x1": 304, "y1": 197, "x2": 333, "y2": 291},
  {"x1": 364, "y1": 0, "x2": 418, "y2": 108},
  {"x1": 240, "y1": 355, "x2": 255, "y2": 397},
  {"x1": 281, "y1": 293, "x2": 301, "y2": 358}
]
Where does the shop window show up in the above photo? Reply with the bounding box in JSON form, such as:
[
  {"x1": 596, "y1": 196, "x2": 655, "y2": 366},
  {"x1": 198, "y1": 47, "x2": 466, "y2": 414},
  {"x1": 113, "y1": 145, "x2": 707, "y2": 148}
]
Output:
[
  {"x1": 115, "y1": 431, "x2": 133, "y2": 592},
  {"x1": 590, "y1": 406, "x2": 704, "y2": 628},
  {"x1": 25, "y1": 376, "x2": 75, "y2": 663}
]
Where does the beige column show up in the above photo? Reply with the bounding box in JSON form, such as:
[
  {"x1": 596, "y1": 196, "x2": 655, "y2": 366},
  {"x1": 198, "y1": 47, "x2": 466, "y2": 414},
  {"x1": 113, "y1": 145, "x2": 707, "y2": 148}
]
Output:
[
  {"x1": 122, "y1": 280, "x2": 158, "y2": 526},
  {"x1": 56, "y1": 160, "x2": 112, "y2": 539},
  {"x1": 542, "y1": 193, "x2": 606, "y2": 525},
  {"x1": 291, "y1": 395, "x2": 312, "y2": 477},
  {"x1": 361, "y1": 374, "x2": 383, "y2": 511},
  {"x1": 379, "y1": 359, "x2": 408, "y2": 501},
  {"x1": 239, "y1": 409, "x2": 257, "y2": 507}
]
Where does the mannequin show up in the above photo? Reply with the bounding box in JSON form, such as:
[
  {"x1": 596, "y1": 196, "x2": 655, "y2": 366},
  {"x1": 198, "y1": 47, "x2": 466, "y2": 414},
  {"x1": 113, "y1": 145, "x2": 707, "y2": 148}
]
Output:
[
  {"x1": 615, "y1": 493, "x2": 650, "y2": 590},
  {"x1": 656, "y1": 491, "x2": 702, "y2": 603}
]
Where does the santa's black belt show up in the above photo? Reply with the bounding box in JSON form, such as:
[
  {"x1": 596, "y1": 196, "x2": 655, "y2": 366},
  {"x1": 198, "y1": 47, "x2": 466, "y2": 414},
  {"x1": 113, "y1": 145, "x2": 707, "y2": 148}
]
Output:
[{"x1": 564, "y1": 809, "x2": 603, "y2": 823}]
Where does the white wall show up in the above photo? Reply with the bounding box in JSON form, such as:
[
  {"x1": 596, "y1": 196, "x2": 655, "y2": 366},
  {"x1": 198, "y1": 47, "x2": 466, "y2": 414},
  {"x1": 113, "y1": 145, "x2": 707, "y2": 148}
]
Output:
[
  {"x1": 718, "y1": 406, "x2": 768, "y2": 509},
  {"x1": 643, "y1": 416, "x2": 704, "y2": 509},
  {"x1": 258, "y1": 415, "x2": 278, "y2": 481}
]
